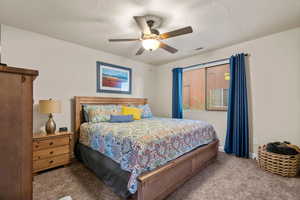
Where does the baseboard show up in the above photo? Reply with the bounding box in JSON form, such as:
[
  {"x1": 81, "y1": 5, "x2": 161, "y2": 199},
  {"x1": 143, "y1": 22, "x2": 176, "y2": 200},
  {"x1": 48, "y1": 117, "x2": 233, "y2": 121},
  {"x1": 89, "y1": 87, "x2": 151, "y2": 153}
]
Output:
[
  {"x1": 59, "y1": 196, "x2": 72, "y2": 200},
  {"x1": 218, "y1": 145, "x2": 256, "y2": 159},
  {"x1": 218, "y1": 145, "x2": 225, "y2": 153}
]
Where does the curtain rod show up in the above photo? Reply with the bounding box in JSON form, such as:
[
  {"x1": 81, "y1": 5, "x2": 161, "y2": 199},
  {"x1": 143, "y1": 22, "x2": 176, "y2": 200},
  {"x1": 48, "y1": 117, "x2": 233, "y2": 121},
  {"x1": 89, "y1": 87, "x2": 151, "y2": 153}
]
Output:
[{"x1": 183, "y1": 53, "x2": 249, "y2": 70}]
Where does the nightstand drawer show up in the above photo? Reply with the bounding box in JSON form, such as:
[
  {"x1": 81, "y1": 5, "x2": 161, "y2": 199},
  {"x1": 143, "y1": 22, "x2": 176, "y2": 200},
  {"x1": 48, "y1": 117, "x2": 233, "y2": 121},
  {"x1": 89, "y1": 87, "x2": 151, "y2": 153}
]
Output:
[
  {"x1": 33, "y1": 154, "x2": 70, "y2": 172},
  {"x1": 33, "y1": 145, "x2": 69, "y2": 161},
  {"x1": 33, "y1": 136, "x2": 69, "y2": 151}
]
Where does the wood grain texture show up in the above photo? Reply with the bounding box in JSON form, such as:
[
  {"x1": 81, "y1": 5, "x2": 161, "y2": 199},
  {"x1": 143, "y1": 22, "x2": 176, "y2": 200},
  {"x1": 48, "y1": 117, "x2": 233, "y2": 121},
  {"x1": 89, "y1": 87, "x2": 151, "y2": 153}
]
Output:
[
  {"x1": 0, "y1": 65, "x2": 38, "y2": 200},
  {"x1": 33, "y1": 154, "x2": 70, "y2": 173},
  {"x1": 159, "y1": 42, "x2": 178, "y2": 54},
  {"x1": 33, "y1": 145, "x2": 70, "y2": 161},
  {"x1": 20, "y1": 75, "x2": 34, "y2": 199},
  {"x1": 0, "y1": 64, "x2": 38, "y2": 77},
  {"x1": 32, "y1": 133, "x2": 72, "y2": 173},
  {"x1": 136, "y1": 140, "x2": 219, "y2": 200},
  {"x1": 73, "y1": 96, "x2": 218, "y2": 200},
  {"x1": 33, "y1": 132, "x2": 71, "y2": 139},
  {"x1": 74, "y1": 96, "x2": 147, "y2": 141},
  {"x1": 159, "y1": 26, "x2": 193, "y2": 39},
  {"x1": 33, "y1": 136, "x2": 70, "y2": 151}
]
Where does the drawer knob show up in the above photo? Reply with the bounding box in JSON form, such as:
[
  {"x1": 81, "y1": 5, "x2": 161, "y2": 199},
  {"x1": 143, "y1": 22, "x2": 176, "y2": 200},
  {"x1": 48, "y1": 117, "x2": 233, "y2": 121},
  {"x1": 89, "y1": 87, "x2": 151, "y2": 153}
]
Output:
[
  {"x1": 49, "y1": 160, "x2": 54, "y2": 164},
  {"x1": 35, "y1": 145, "x2": 39, "y2": 148},
  {"x1": 49, "y1": 142, "x2": 54, "y2": 146},
  {"x1": 50, "y1": 151, "x2": 54, "y2": 154}
]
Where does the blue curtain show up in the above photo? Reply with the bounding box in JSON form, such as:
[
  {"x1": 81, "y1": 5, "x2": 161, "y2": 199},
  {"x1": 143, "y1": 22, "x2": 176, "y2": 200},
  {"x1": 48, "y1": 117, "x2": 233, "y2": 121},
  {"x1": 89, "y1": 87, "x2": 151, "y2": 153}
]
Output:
[
  {"x1": 172, "y1": 68, "x2": 183, "y2": 119},
  {"x1": 225, "y1": 53, "x2": 249, "y2": 158}
]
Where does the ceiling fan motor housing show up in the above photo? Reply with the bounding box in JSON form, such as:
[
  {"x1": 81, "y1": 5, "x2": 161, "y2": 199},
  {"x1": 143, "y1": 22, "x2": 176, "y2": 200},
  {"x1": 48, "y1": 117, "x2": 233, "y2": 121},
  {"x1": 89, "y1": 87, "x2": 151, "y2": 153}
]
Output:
[
  {"x1": 109, "y1": 15, "x2": 192, "y2": 55},
  {"x1": 150, "y1": 29, "x2": 160, "y2": 35},
  {"x1": 146, "y1": 19, "x2": 160, "y2": 35}
]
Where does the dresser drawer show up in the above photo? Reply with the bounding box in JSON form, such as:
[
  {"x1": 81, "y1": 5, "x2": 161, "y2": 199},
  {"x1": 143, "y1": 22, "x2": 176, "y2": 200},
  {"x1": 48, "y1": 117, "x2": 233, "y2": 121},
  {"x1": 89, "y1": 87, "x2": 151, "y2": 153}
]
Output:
[
  {"x1": 33, "y1": 145, "x2": 69, "y2": 161},
  {"x1": 33, "y1": 136, "x2": 69, "y2": 151},
  {"x1": 33, "y1": 154, "x2": 70, "y2": 173}
]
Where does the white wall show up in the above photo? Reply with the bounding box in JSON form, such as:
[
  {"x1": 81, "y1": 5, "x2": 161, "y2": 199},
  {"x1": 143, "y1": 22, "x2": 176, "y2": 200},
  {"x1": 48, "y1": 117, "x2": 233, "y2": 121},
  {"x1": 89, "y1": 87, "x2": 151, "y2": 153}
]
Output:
[
  {"x1": 2, "y1": 24, "x2": 299, "y2": 153},
  {"x1": 153, "y1": 27, "x2": 300, "y2": 153},
  {"x1": 1, "y1": 25, "x2": 156, "y2": 133}
]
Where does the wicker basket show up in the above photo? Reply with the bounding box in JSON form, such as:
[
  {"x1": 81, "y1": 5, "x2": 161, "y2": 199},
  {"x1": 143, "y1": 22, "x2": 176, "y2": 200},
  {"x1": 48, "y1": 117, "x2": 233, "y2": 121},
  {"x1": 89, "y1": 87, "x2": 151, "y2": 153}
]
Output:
[{"x1": 257, "y1": 145, "x2": 300, "y2": 177}]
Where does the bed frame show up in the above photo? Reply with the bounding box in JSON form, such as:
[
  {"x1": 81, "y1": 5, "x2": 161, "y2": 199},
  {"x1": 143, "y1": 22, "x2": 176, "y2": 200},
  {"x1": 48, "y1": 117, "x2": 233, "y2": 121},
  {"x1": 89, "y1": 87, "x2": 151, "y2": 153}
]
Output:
[{"x1": 74, "y1": 96, "x2": 219, "y2": 200}]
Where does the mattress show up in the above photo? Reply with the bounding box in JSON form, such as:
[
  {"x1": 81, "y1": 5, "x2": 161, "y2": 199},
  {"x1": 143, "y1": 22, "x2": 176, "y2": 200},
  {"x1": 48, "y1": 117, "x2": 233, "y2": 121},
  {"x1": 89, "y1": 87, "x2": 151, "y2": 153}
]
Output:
[{"x1": 79, "y1": 117, "x2": 217, "y2": 193}]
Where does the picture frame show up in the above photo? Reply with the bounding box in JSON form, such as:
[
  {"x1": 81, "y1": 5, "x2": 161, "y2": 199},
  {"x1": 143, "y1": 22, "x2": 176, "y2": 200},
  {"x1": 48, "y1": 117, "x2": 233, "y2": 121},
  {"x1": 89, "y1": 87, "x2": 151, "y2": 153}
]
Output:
[{"x1": 96, "y1": 61, "x2": 132, "y2": 94}]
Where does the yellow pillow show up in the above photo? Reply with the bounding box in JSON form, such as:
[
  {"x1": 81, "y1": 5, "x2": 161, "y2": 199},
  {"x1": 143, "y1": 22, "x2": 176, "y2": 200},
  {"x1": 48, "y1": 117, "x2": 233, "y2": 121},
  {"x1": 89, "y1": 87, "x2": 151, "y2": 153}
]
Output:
[{"x1": 122, "y1": 106, "x2": 141, "y2": 120}]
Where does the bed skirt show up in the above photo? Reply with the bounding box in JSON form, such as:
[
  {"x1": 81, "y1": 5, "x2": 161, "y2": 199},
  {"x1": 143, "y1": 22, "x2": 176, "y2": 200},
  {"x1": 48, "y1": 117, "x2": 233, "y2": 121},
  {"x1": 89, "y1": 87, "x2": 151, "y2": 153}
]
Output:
[{"x1": 75, "y1": 143, "x2": 131, "y2": 199}]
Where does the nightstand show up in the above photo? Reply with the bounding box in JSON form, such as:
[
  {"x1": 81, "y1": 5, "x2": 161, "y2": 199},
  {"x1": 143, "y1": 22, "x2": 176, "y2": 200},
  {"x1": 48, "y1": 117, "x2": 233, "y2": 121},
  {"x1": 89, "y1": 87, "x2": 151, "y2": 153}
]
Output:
[{"x1": 32, "y1": 132, "x2": 72, "y2": 174}]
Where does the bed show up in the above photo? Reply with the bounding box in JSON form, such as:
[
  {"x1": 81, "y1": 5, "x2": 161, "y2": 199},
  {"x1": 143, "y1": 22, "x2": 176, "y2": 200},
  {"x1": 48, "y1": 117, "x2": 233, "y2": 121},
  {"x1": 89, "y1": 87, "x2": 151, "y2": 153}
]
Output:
[{"x1": 74, "y1": 96, "x2": 219, "y2": 200}]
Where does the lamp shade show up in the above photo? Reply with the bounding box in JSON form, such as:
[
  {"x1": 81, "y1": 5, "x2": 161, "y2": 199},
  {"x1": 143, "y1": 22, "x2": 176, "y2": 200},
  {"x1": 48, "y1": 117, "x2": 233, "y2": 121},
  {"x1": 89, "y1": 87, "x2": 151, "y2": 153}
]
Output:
[{"x1": 39, "y1": 99, "x2": 61, "y2": 114}]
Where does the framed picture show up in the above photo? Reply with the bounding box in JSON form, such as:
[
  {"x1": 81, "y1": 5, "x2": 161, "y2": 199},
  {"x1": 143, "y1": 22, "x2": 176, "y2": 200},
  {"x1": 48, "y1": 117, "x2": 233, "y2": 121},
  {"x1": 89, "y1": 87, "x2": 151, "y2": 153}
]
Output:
[{"x1": 96, "y1": 61, "x2": 132, "y2": 94}]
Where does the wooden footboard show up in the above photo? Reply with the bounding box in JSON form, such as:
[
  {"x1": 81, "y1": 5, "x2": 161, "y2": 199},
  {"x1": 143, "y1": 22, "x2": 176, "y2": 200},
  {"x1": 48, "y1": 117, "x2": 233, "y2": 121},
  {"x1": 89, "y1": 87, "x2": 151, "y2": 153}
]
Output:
[
  {"x1": 74, "y1": 97, "x2": 219, "y2": 200},
  {"x1": 136, "y1": 139, "x2": 219, "y2": 200}
]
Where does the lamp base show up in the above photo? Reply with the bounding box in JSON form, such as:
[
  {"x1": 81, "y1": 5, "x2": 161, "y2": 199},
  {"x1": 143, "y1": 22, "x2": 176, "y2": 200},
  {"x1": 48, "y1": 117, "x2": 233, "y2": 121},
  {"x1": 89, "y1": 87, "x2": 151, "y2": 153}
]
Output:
[{"x1": 45, "y1": 113, "x2": 56, "y2": 134}]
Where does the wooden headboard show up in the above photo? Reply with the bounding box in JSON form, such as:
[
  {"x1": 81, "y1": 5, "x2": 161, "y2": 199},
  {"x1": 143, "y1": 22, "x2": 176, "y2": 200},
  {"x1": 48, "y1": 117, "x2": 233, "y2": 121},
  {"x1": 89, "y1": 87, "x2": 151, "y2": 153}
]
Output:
[{"x1": 74, "y1": 96, "x2": 147, "y2": 138}]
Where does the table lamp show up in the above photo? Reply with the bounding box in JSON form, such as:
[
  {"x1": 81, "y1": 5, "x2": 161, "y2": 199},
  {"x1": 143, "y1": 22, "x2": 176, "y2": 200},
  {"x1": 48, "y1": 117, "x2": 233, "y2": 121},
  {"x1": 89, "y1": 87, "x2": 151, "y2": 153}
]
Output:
[{"x1": 39, "y1": 99, "x2": 61, "y2": 134}]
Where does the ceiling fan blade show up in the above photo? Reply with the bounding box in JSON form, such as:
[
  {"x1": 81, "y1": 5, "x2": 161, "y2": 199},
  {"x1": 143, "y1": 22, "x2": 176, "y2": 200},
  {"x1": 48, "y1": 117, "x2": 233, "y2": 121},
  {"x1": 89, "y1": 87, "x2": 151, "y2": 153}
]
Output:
[
  {"x1": 136, "y1": 47, "x2": 145, "y2": 55},
  {"x1": 109, "y1": 39, "x2": 139, "y2": 42},
  {"x1": 159, "y1": 42, "x2": 178, "y2": 54},
  {"x1": 133, "y1": 16, "x2": 151, "y2": 34},
  {"x1": 159, "y1": 26, "x2": 193, "y2": 39}
]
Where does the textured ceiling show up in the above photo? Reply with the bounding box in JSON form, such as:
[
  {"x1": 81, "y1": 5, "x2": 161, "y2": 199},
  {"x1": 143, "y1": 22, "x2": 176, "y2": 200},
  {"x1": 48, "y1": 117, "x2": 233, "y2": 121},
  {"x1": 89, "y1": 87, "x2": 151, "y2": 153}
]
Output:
[{"x1": 0, "y1": 0, "x2": 300, "y2": 65}]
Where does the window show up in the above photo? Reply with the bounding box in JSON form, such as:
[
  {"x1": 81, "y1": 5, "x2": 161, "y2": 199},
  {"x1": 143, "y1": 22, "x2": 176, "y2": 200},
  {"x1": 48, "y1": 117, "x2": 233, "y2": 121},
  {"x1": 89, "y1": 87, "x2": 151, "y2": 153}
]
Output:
[
  {"x1": 183, "y1": 63, "x2": 230, "y2": 111},
  {"x1": 183, "y1": 68, "x2": 205, "y2": 110}
]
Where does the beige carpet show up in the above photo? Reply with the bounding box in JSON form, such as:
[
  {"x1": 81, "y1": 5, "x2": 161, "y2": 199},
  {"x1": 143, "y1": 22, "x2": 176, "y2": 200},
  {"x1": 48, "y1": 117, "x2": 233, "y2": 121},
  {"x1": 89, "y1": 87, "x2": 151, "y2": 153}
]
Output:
[{"x1": 33, "y1": 152, "x2": 300, "y2": 200}]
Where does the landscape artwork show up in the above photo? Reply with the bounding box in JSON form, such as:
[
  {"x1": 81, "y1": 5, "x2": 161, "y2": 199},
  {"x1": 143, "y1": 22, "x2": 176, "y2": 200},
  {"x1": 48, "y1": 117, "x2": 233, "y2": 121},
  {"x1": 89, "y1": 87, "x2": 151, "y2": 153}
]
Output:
[{"x1": 97, "y1": 61, "x2": 132, "y2": 94}]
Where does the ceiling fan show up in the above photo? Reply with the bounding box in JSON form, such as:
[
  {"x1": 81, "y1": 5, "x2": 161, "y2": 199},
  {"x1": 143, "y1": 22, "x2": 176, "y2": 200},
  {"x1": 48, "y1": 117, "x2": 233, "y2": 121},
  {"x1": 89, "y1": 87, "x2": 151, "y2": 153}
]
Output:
[{"x1": 108, "y1": 16, "x2": 193, "y2": 55}]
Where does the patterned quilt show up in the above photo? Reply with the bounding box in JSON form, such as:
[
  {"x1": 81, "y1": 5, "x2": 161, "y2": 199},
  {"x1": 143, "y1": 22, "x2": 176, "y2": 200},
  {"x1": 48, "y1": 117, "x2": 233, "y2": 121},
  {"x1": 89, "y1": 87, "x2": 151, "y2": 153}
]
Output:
[{"x1": 79, "y1": 117, "x2": 217, "y2": 193}]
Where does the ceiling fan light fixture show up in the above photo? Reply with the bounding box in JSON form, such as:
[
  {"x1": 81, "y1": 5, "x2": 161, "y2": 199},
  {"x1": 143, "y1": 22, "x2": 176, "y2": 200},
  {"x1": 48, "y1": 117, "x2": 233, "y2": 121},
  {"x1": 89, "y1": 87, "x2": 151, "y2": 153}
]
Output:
[
  {"x1": 108, "y1": 16, "x2": 193, "y2": 55},
  {"x1": 142, "y1": 39, "x2": 160, "y2": 51}
]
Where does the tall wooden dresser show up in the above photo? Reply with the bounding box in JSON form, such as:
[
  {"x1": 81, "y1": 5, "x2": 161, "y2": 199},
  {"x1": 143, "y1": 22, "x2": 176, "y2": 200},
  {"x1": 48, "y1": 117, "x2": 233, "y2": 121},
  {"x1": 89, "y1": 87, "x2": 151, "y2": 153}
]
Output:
[{"x1": 0, "y1": 64, "x2": 38, "y2": 200}]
